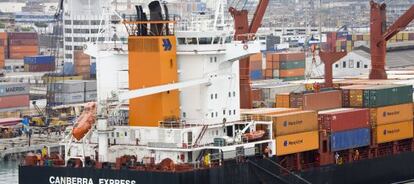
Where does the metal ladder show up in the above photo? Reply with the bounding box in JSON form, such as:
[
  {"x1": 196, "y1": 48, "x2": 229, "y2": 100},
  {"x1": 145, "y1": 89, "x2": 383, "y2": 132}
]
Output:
[{"x1": 193, "y1": 125, "x2": 208, "y2": 147}]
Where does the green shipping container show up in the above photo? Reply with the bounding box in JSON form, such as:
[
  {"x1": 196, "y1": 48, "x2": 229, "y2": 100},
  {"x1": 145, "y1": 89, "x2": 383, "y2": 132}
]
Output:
[
  {"x1": 280, "y1": 76, "x2": 305, "y2": 81},
  {"x1": 279, "y1": 60, "x2": 306, "y2": 70},
  {"x1": 363, "y1": 84, "x2": 413, "y2": 108}
]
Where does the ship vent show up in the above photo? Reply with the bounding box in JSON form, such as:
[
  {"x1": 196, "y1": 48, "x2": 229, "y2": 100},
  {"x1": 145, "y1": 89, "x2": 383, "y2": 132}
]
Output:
[{"x1": 130, "y1": 38, "x2": 160, "y2": 52}]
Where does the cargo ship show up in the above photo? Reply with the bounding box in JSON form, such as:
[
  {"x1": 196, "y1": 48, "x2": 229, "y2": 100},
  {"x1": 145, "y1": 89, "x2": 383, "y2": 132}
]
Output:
[{"x1": 19, "y1": 1, "x2": 414, "y2": 184}]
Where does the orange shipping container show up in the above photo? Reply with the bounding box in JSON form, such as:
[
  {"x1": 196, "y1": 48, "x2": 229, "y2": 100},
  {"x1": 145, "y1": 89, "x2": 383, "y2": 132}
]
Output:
[
  {"x1": 275, "y1": 93, "x2": 290, "y2": 108},
  {"x1": 249, "y1": 53, "x2": 262, "y2": 61},
  {"x1": 0, "y1": 32, "x2": 7, "y2": 39},
  {"x1": 370, "y1": 103, "x2": 413, "y2": 126},
  {"x1": 250, "y1": 59, "x2": 262, "y2": 70},
  {"x1": 240, "y1": 108, "x2": 299, "y2": 121},
  {"x1": 75, "y1": 65, "x2": 91, "y2": 74},
  {"x1": 266, "y1": 110, "x2": 318, "y2": 136},
  {"x1": 279, "y1": 68, "x2": 305, "y2": 78},
  {"x1": 74, "y1": 50, "x2": 91, "y2": 60},
  {"x1": 9, "y1": 46, "x2": 39, "y2": 53},
  {"x1": 275, "y1": 131, "x2": 319, "y2": 156},
  {"x1": 266, "y1": 60, "x2": 279, "y2": 69},
  {"x1": 9, "y1": 52, "x2": 38, "y2": 59},
  {"x1": 373, "y1": 120, "x2": 413, "y2": 144}
]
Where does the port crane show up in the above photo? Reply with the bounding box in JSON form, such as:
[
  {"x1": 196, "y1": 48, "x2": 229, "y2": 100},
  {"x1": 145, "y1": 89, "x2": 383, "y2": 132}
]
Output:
[
  {"x1": 315, "y1": 0, "x2": 414, "y2": 87},
  {"x1": 229, "y1": 0, "x2": 269, "y2": 109}
]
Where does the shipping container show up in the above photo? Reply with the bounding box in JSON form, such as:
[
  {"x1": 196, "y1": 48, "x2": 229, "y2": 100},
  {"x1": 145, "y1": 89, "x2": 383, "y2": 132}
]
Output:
[
  {"x1": 50, "y1": 81, "x2": 84, "y2": 93},
  {"x1": 24, "y1": 55, "x2": 55, "y2": 65},
  {"x1": 25, "y1": 63, "x2": 55, "y2": 72},
  {"x1": 363, "y1": 84, "x2": 412, "y2": 108},
  {"x1": 9, "y1": 46, "x2": 38, "y2": 53},
  {"x1": 341, "y1": 85, "x2": 373, "y2": 107},
  {"x1": 266, "y1": 52, "x2": 305, "y2": 62},
  {"x1": 265, "y1": 110, "x2": 318, "y2": 136},
  {"x1": 275, "y1": 131, "x2": 319, "y2": 156},
  {"x1": 249, "y1": 53, "x2": 262, "y2": 61},
  {"x1": 84, "y1": 80, "x2": 97, "y2": 91},
  {"x1": 250, "y1": 59, "x2": 262, "y2": 70},
  {"x1": 74, "y1": 50, "x2": 90, "y2": 60},
  {"x1": 8, "y1": 39, "x2": 38, "y2": 46},
  {"x1": 240, "y1": 108, "x2": 299, "y2": 121},
  {"x1": 9, "y1": 52, "x2": 38, "y2": 59},
  {"x1": 319, "y1": 108, "x2": 369, "y2": 132},
  {"x1": 90, "y1": 62, "x2": 96, "y2": 75},
  {"x1": 0, "y1": 83, "x2": 30, "y2": 97},
  {"x1": 51, "y1": 92, "x2": 85, "y2": 103},
  {"x1": 373, "y1": 120, "x2": 414, "y2": 144},
  {"x1": 279, "y1": 68, "x2": 305, "y2": 78},
  {"x1": 8, "y1": 32, "x2": 38, "y2": 39},
  {"x1": 75, "y1": 65, "x2": 91, "y2": 74},
  {"x1": 370, "y1": 103, "x2": 413, "y2": 126},
  {"x1": 85, "y1": 91, "x2": 97, "y2": 102},
  {"x1": 275, "y1": 93, "x2": 290, "y2": 108},
  {"x1": 409, "y1": 33, "x2": 414, "y2": 40},
  {"x1": 63, "y1": 62, "x2": 75, "y2": 75},
  {"x1": 292, "y1": 90, "x2": 342, "y2": 111},
  {"x1": 279, "y1": 60, "x2": 305, "y2": 70},
  {"x1": 265, "y1": 60, "x2": 279, "y2": 69},
  {"x1": 0, "y1": 95, "x2": 29, "y2": 109},
  {"x1": 330, "y1": 128, "x2": 370, "y2": 152}
]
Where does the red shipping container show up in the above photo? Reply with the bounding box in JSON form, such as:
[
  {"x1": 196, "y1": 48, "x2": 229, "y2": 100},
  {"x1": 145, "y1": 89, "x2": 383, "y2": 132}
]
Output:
[
  {"x1": 318, "y1": 108, "x2": 370, "y2": 132},
  {"x1": 302, "y1": 90, "x2": 342, "y2": 111},
  {"x1": 0, "y1": 95, "x2": 30, "y2": 109},
  {"x1": 27, "y1": 64, "x2": 55, "y2": 72}
]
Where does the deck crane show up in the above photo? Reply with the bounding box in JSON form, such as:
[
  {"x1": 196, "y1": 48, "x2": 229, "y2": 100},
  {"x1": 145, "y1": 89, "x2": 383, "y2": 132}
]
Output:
[
  {"x1": 314, "y1": 0, "x2": 414, "y2": 87},
  {"x1": 369, "y1": 1, "x2": 414, "y2": 79},
  {"x1": 229, "y1": 0, "x2": 269, "y2": 109}
]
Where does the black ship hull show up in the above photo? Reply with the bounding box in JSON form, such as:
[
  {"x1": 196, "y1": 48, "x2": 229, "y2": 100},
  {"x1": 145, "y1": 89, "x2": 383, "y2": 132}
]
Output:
[{"x1": 19, "y1": 152, "x2": 414, "y2": 184}]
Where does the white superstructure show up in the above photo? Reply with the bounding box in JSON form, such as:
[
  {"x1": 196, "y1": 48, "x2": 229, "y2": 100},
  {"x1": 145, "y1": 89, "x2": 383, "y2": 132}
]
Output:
[{"x1": 65, "y1": 0, "x2": 273, "y2": 166}]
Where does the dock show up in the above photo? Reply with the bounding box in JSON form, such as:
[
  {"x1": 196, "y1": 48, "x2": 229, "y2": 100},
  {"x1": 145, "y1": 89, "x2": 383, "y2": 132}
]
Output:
[{"x1": 0, "y1": 134, "x2": 64, "y2": 161}]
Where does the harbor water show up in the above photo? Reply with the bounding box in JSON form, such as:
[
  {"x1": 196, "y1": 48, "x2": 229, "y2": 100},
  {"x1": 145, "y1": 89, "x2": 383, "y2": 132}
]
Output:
[{"x1": 0, "y1": 161, "x2": 19, "y2": 184}]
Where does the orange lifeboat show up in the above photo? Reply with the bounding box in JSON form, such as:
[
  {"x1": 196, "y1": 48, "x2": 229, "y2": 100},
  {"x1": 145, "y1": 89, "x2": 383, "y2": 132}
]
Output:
[
  {"x1": 72, "y1": 102, "x2": 97, "y2": 141},
  {"x1": 243, "y1": 130, "x2": 265, "y2": 141}
]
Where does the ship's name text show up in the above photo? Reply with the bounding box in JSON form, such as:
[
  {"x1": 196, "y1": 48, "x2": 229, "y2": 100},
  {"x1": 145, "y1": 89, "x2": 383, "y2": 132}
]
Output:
[{"x1": 49, "y1": 176, "x2": 136, "y2": 184}]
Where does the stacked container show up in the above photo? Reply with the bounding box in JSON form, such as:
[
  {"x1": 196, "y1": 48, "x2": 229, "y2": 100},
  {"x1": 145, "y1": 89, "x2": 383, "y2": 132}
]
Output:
[
  {"x1": 47, "y1": 80, "x2": 97, "y2": 106},
  {"x1": 265, "y1": 52, "x2": 305, "y2": 81},
  {"x1": 23, "y1": 55, "x2": 55, "y2": 72},
  {"x1": 0, "y1": 32, "x2": 7, "y2": 69},
  {"x1": 74, "y1": 50, "x2": 91, "y2": 80},
  {"x1": 7, "y1": 32, "x2": 38, "y2": 59},
  {"x1": 363, "y1": 85, "x2": 414, "y2": 145},
  {"x1": 319, "y1": 108, "x2": 371, "y2": 152},
  {"x1": 0, "y1": 82, "x2": 30, "y2": 111},
  {"x1": 249, "y1": 53, "x2": 262, "y2": 80},
  {"x1": 263, "y1": 110, "x2": 319, "y2": 156},
  {"x1": 90, "y1": 62, "x2": 96, "y2": 79}
]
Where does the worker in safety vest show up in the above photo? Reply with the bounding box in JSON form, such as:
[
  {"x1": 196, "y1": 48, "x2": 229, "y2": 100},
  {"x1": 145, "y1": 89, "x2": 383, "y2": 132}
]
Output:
[
  {"x1": 204, "y1": 153, "x2": 211, "y2": 168},
  {"x1": 41, "y1": 146, "x2": 48, "y2": 158}
]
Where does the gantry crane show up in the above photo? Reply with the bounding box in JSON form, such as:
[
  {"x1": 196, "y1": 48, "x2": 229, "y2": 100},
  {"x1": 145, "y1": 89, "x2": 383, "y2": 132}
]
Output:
[{"x1": 229, "y1": 0, "x2": 269, "y2": 108}]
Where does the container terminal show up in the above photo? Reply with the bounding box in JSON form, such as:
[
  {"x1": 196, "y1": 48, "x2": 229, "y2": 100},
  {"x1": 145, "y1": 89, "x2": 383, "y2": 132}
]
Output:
[{"x1": 0, "y1": 0, "x2": 413, "y2": 184}]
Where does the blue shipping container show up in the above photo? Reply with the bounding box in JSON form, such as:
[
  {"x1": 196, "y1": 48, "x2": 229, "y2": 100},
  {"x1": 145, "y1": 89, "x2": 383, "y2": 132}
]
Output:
[
  {"x1": 24, "y1": 55, "x2": 55, "y2": 65},
  {"x1": 63, "y1": 62, "x2": 74, "y2": 75},
  {"x1": 90, "y1": 62, "x2": 96, "y2": 75},
  {"x1": 250, "y1": 70, "x2": 262, "y2": 80},
  {"x1": 330, "y1": 128, "x2": 370, "y2": 152}
]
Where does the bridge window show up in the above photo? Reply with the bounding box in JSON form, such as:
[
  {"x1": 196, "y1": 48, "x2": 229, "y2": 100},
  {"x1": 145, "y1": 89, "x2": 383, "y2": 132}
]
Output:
[
  {"x1": 225, "y1": 36, "x2": 232, "y2": 43},
  {"x1": 356, "y1": 61, "x2": 361, "y2": 68},
  {"x1": 213, "y1": 37, "x2": 220, "y2": 44},
  {"x1": 199, "y1": 37, "x2": 212, "y2": 44},
  {"x1": 186, "y1": 37, "x2": 197, "y2": 44},
  {"x1": 177, "y1": 38, "x2": 186, "y2": 45}
]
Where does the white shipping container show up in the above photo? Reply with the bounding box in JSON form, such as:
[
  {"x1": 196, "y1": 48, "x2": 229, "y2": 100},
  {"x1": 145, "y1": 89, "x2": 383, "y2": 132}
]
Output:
[
  {"x1": 54, "y1": 92, "x2": 85, "y2": 103},
  {"x1": 85, "y1": 91, "x2": 97, "y2": 102}
]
